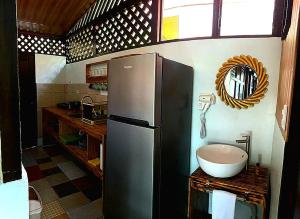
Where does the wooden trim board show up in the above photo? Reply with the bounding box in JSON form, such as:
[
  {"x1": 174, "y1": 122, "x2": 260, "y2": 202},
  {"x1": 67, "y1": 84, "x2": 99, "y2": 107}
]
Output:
[{"x1": 275, "y1": 0, "x2": 300, "y2": 141}]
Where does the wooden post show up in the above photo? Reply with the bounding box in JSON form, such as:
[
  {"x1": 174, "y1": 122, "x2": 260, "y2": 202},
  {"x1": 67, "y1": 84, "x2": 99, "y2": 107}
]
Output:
[
  {"x1": 151, "y1": 0, "x2": 162, "y2": 43},
  {"x1": 0, "y1": 0, "x2": 22, "y2": 183}
]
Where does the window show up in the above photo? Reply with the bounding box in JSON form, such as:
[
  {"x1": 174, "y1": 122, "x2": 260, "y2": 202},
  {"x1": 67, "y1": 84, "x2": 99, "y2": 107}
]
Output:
[
  {"x1": 161, "y1": 0, "x2": 277, "y2": 40},
  {"x1": 162, "y1": 0, "x2": 214, "y2": 40},
  {"x1": 220, "y1": 0, "x2": 276, "y2": 36}
]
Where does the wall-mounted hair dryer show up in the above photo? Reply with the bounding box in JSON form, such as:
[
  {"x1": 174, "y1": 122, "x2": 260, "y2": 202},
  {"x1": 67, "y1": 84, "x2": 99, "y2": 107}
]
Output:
[{"x1": 198, "y1": 93, "x2": 216, "y2": 138}]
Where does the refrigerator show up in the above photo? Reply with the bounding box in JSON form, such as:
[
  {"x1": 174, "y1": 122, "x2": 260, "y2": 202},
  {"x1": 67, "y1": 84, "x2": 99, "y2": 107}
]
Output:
[{"x1": 104, "y1": 53, "x2": 194, "y2": 219}]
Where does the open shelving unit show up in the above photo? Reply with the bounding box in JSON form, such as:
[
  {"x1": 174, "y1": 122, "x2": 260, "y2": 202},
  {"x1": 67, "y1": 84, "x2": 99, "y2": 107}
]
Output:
[
  {"x1": 86, "y1": 60, "x2": 108, "y2": 83},
  {"x1": 42, "y1": 107, "x2": 106, "y2": 178}
]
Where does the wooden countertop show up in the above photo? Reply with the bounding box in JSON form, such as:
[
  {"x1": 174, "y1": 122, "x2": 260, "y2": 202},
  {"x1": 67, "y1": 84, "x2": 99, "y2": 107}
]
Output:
[
  {"x1": 190, "y1": 166, "x2": 269, "y2": 195},
  {"x1": 43, "y1": 107, "x2": 107, "y2": 140}
]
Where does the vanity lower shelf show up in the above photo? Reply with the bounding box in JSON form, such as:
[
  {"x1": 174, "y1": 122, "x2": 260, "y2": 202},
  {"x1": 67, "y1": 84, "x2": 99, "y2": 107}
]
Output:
[{"x1": 189, "y1": 166, "x2": 270, "y2": 219}]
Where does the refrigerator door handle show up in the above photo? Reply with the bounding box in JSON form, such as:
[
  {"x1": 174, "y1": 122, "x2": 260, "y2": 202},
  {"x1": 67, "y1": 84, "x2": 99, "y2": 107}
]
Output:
[{"x1": 109, "y1": 115, "x2": 154, "y2": 128}]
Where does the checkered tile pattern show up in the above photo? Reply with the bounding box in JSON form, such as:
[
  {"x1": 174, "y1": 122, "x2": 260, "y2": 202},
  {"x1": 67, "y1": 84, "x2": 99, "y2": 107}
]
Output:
[{"x1": 23, "y1": 145, "x2": 103, "y2": 219}]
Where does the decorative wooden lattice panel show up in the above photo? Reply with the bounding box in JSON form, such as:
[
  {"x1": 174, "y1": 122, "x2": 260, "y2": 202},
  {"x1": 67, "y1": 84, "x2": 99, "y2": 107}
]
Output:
[
  {"x1": 66, "y1": 0, "x2": 154, "y2": 63},
  {"x1": 17, "y1": 33, "x2": 65, "y2": 56},
  {"x1": 66, "y1": 26, "x2": 95, "y2": 63},
  {"x1": 69, "y1": 0, "x2": 129, "y2": 35},
  {"x1": 95, "y1": 0, "x2": 152, "y2": 54}
]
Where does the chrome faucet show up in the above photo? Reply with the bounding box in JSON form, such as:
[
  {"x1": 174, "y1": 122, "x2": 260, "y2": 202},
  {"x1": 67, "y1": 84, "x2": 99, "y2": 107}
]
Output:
[{"x1": 236, "y1": 134, "x2": 251, "y2": 171}]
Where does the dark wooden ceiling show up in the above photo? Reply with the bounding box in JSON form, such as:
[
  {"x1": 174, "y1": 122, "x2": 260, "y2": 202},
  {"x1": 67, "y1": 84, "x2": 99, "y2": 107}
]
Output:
[{"x1": 17, "y1": 0, "x2": 97, "y2": 36}]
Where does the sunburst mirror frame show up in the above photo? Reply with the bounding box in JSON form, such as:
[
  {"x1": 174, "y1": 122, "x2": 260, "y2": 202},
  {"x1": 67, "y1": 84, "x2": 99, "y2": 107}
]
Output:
[{"x1": 215, "y1": 55, "x2": 269, "y2": 109}]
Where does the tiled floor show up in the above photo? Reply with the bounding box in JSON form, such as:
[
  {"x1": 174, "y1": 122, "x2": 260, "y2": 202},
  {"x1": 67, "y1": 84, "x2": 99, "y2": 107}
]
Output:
[{"x1": 23, "y1": 145, "x2": 103, "y2": 219}]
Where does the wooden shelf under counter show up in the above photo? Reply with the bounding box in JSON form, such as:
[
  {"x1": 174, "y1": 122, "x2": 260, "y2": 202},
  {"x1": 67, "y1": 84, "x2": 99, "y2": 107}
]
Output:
[{"x1": 42, "y1": 107, "x2": 107, "y2": 179}]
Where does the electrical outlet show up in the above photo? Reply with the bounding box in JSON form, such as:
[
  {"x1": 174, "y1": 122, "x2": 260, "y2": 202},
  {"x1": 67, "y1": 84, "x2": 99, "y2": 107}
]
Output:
[{"x1": 281, "y1": 105, "x2": 288, "y2": 131}]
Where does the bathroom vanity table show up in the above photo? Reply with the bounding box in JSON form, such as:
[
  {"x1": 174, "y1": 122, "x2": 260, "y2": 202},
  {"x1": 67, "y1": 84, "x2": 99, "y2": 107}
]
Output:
[{"x1": 189, "y1": 166, "x2": 269, "y2": 219}]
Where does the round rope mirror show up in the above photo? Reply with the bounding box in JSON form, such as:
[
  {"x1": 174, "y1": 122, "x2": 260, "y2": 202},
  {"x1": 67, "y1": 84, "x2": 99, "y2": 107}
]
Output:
[{"x1": 215, "y1": 55, "x2": 269, "y2": 109}]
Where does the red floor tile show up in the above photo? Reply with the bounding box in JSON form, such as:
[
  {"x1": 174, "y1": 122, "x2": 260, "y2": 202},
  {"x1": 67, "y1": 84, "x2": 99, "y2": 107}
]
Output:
[
  {"x1": 25, "y1": 165, "x2": 44, "y2": 182},
  {"x1": 71, "y1": 176, "x2": 98, "y2": 191},
  {"x1": 52, "y1": 182, "x2": 79, "y2": 198}
]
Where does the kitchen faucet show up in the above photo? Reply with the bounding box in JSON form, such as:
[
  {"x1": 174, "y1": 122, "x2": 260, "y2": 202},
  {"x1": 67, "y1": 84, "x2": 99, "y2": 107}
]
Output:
[
  {"x1": 81, "y1": 95, "x2": 94, "y2": 104},
  {"x1": 236, "y1": 134, "x2": 251, "y2": 171}
]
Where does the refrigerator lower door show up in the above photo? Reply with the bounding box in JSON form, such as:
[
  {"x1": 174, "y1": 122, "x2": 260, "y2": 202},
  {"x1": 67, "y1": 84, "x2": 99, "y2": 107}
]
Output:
[{"x1": 104, "y1": 119, "x2": 159, "y2": 219}]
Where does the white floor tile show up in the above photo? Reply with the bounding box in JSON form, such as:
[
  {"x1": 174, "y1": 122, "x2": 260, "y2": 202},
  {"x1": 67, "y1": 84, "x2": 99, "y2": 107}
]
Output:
[{"x1": 58, "y1": 161, "x2": 86, "y2": 180}]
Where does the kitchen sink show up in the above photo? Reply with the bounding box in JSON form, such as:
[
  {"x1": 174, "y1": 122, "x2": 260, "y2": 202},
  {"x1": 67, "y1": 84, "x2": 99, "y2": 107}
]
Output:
[{"x1": 68, "y1": 113, "x2": 82, "y2": 119}]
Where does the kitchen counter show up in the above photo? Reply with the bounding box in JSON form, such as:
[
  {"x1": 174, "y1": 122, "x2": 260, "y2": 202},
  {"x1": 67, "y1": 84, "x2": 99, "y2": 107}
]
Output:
[{"x1": 43, "y1": 107, "x2": 107, "y2": 140}]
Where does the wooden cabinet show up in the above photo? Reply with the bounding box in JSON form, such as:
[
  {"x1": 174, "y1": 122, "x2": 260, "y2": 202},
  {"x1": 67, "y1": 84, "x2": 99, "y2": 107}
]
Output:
[
  {"x1": 86, "y1": 61, "x2": 108, "y2": 83},
  {"x1": 42, "y1": 107, "x2": 107, "y2": 178}
]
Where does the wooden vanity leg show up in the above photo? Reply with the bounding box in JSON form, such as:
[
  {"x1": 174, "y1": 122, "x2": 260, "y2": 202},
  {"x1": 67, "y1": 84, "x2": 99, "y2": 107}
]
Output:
[
  {"x1": 188, "y1": 178, "x2": 192, "y2": 219},
  {"x1": 262, "y1": 200, "x2": 266, "y2": 219}
]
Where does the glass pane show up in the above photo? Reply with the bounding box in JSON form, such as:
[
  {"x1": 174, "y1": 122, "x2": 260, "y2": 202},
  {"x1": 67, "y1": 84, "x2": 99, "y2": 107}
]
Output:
[
  {"x1": 162, "y1": 0, "x2": 214, "y2": 40},
  {"x1": 221, "y1": 0, "x2": 275, "y2": 36}
]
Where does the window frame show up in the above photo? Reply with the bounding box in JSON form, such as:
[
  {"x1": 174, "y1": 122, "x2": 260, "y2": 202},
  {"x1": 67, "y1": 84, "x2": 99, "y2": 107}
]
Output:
[{"x1": 158, "y1": 0, "x2": 285, "y2": 42}]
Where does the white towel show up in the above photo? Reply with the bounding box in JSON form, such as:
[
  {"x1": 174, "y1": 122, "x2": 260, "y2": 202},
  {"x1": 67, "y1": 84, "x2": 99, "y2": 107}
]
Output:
[{"x1": 212, "y1": 190, "x2": 237, "y2": 219}]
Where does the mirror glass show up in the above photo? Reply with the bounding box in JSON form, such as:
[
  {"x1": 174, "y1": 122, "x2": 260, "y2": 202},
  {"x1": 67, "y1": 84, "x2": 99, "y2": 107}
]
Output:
[{"x1": 224, "y1": 65, "x2": 258, "y2": 100}]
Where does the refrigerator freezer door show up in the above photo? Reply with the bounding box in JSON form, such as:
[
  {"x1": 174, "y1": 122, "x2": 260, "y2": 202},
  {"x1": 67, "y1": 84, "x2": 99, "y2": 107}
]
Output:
[
  {"x1": 104, "y1": 119, "x2": 158, "y2": 219},
  {"x1": 108, "y1": 54, "x2": 158, "y2": 127}
]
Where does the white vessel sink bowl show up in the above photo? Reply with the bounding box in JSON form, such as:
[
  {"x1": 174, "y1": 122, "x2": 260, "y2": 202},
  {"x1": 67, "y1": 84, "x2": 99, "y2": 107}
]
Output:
[{"x1": 196, "y1": 144, "x2": 248, "y2": 178}]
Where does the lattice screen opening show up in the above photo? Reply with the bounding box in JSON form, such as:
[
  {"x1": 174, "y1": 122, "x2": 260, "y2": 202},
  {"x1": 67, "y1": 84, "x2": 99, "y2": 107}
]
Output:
[
  {"x1": 95, "y1": 0, "x2": 152, "y2": 54},
  {"x1": 18, "y1": 34, "x2": 65, "y2": 56},
  {"x1": 69, "y1": 0, "x2": 129, "y2": 35},
  {"x1": 67, "y1": 0, "x2": 154, "y2": 63},
  {"x1": 66, "y1": 26, "x2": 95, "y2": 63}
]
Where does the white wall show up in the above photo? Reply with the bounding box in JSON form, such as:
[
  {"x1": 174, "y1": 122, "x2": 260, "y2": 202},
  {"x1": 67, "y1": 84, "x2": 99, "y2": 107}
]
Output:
[
  {"x1": 35, "y1": 54, "x2": 66, "y2": 84},
  {"x1": 270, "y1": 122, "x2": 286, "y2": 219},
  {"x1": 0, "y1": 165, "x2": 29, "y2": 219},
  {"x1": 66, "y1": 37, "x2": 282, "y2": 170},
  {"x1": 65, "y1": 63, "x2": 86, "y2": 84}
]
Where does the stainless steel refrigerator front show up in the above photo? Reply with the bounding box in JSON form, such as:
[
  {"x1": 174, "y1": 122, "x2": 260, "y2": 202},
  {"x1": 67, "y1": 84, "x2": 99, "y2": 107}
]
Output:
[
  {"x1": 104, "y1": 53, "x2": 193, "y2": 219},
  {"x1": 105, "y1": 120, "x2": 160, "y2": 219},
  {"x1": 105, "y1": 54, "x2": 161, "y2": 219},
  {"x1": 107, "y1": 54, "x2": 160, "y2": 127}
]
